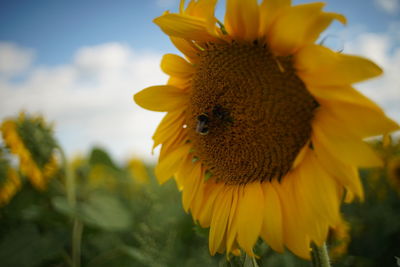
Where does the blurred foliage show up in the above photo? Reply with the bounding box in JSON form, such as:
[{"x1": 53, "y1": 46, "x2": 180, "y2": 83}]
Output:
[
  {"x1": 0, "y1": 148, "x2": 219, "y2": 267},
  {"x1": 0, "y1": 113, "x2": 400, "y2": 267},
  {"x1": 335, "y1": 137, "x2": 400, "y2": 267}
]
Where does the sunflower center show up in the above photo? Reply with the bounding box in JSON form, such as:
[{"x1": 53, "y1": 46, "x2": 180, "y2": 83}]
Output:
[{"x1": 188, "y1": 42, "x2": 318, "y2": 184}]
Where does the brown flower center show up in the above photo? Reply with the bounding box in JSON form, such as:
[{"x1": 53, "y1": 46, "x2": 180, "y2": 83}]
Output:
[{"x1": 187, "y1": 42, "x2": 318, "y2": 184}]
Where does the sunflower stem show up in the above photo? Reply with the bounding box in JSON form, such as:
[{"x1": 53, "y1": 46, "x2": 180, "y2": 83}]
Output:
[
  {"x1": 57, "y1": 144, "x2": 75, "y2": 208},
  {"x1": 57, "y1": 144, "x2": 83, "y2": 267},
  {"x1": 243, "y1": 253, "x2": 259, "y2": 267},
  {"x1": 311, "y1": 242, "x2": 331, "y2": 267},
  {"x1": 72, "y1": 219, "x2": 83, "y2": 267}
]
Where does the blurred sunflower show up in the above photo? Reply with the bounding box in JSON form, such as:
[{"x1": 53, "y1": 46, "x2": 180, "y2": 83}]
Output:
[
  {"x1": 88, "y1": 164, "x2": 117, "y2": 189},
  {"x1": 127, "y1": 158, "x2": 150, "y2": 185},
  {"x1": 0, "y1": 168, "x2": 21, "y2": 206},
  {"x1": 329, "y1": 219, "x2": 350, "y2": 260},
  {"x1": 1, "y1": 113, "x2": 58, "y2": 190},
  {"x1": 0, "y1": 150, "x2": 21, "y2": 206},
  {"x1": 134, "y1": 0, "x2": 399, "y2": 259}
]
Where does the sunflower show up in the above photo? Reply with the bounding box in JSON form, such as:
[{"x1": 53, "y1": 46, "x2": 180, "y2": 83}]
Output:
[
  {"x1": 1, "y1": 113, "x2": 58, "y2": 190},
  {"x1": 0, "y1": 149, "x2": 22, "y2": 206},
  {"x1": 134, "y1": 0, "x2": 399, "y2": 259}
]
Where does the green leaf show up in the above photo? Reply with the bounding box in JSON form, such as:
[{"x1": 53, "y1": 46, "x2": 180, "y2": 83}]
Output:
[
  {"x1": 79, "y1": 192, "x2": 132, "y2": 231},
  {"x1": 52, "y1": 196, "x2": 75, "y2": 216},
  {"x1": 89, "y1": 147, "x2": 118, "y2": 170}
]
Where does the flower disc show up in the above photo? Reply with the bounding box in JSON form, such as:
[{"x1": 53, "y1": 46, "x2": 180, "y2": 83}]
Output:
[{"x1": 188, "y1": 42, "x2": 318, "y2": 184}]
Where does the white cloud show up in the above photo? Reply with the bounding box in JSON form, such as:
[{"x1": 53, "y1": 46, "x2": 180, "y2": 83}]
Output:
[
  {"x1": 342, "y1": 24, "x2": 400, "y2": 123},
  {"x1": 0, "y1": 42, "x2": 167, "y2": 162},
  {"x1": 374, "y1": 0, "x2": 400, "y2": 14},
  {"x1": 0, "y1": 42, "x2": 35, "y2": 78}
]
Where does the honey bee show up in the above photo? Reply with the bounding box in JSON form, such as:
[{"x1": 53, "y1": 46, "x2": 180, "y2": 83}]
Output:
[
  {"x1": 196, "y1": 105, "x2": 233, "y2": 135},
  {"x1": 196, "y1": 113, "x2": 210, "y2": 135}
]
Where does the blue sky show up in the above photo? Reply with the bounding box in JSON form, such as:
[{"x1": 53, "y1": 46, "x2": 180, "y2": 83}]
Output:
[
  {"x1": 1, "y1": 0, "x2": 398, "y2": 65},
  {"x1": 0, "y1": 0, "x2": 399, "y2": 161},
  {"x1": 0, "y1": 0, "x2": 176, "y2": 65}
]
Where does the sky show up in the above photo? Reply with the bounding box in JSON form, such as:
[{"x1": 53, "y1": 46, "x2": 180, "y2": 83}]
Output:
[{"x1": 0, "y1": 0, "x2": 399, "y2": 162}]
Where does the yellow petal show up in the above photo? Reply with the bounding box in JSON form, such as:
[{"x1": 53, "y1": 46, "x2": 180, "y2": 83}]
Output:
[
  {"x1": 152, "y1": 109, "x2": 185, "y2": 150},
  {"x1": 216, "y1": 231, "x2": 228, "y2": 254},
  {"x1": 154, "y1": 13, "x2": 217, "y2": 42},
  {"x1": 170, "y1": 36, "x2": 200, "y2": 61},
  {"x1": 260, "y1": 182, "x2": 284, "y2": 252},
  {"x1": 312, "y1": 133, "x2": 364, "y2": 201},
  {"x1": 237, "y1": 182, "x2": 264, "y2": 256},
  {"x1": 275, "y1": 175, "x2": 311, "y2": 259},
  {"x1": 161, "y1": 53, "x2": 195, "y2": 78},
  {"x1": 197, "y1": 182, "x2": 225, "y2": 227},
  {"x1": 226, "y1": 186, "x2": 240, "y2": 254},
  {"x1": 310, "y1": 220, "x2": 329, "y2": 247},
  {"x1": 316, "y1": 99, "x2": 399, "y2": 139},
  {"x1": 190, "y1": 170, "x2": 206, "y2": 218},
  {"x1": 134, "y1": 85, "x2": 188, "y2": 112},
  {"x1": 290, "y1": 168, "x2": 327, "y2": 247},
  {"x1": 179, "y1": 0, "x2": 185, "y2": 13},
  {"x1": 209, "y1": 188, "x2": 232, "y2": 255},
  {"x1": 296, "y1": 44, "x2": 383, "y2": 86},
  {"x1": 175, "y1": 152, "x2": 195, "y2": 188},
  {"x1": 167, "y1": 76, "x2": 191, "y2": 90},
  {"x1": 307, "y1": 85, "x2": 381, "y2": 111},
  {"x1": 291, "y1": 142, "x2": 309, "y2": 170},
  {"x1": 159, "y1": 126, "x2": 187, "y2": 160},
  {"x1": 174, "y1": 153, "x2": 194, "y2": 190},
  {"x1": 268, "y1": 3, "x2": 325, "y2": 55},
  {"x1": 259, "y1": 0, "x2": 291, "y2": 37},
  {"x1": 156, "y1": 125, "x2": 184, "y2": 153},
  {"x1": 313, "y1": 108, "x2": 383, "y2": 167},
  {"x1": 298, "y1": 151, "x2": 340, "y2": 225},
  {"x1": 155, "y1": 144, "x2": 190, "y2": 184},
  {"x1": 184, "y1": 0, "x2": 218, "y2": 33},
  {"x1": 224, "y1": 0, "x2": 260, "y2": 41},
  {"x1": 182, "y1": 162, "x2": 203, "y2": 212},
  {"x1": 304, "y1": 12, "x2": 346, "y2": 44}
]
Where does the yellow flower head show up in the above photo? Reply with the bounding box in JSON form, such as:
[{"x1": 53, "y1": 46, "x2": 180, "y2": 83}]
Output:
[
  {"x1": 0, "y1": 149, "x2": 22, "y2": 206},
  {"x1": 134, "y1": 0, "x2": 399, "y2": 259},
  {"x1": 1, "y1": 112, "x2": 58, "y2": 190}
]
